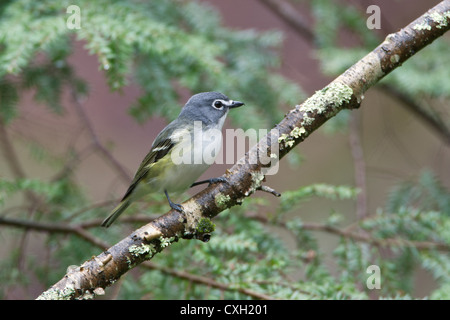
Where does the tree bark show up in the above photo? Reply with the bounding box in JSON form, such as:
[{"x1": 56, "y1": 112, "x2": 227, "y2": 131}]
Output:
[{"x1": 37, "y1": 1, "x2": 450, "y2": 300}]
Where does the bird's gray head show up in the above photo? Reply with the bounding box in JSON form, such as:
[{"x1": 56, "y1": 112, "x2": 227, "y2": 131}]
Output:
[{"x1": 179, "y1": 92, "x2": 244, "y2": 127}]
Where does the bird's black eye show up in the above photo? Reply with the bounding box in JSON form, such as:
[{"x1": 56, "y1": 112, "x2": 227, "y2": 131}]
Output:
[{"x1": 213, "y1": 100, "x2": 223, "y2": 109}]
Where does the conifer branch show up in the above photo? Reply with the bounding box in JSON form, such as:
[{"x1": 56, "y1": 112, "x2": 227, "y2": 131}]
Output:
[
  {"x1": 259, "y1": 0, "x2": 450, "y2": 145},
  {"x1": 37, "y1": 1, "x2": 450, "y2": 300}
]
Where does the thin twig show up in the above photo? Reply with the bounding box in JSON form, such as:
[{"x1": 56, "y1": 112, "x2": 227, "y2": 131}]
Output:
[
  {"x1": 258, "y1": 0, "x2": 315, "y2": 42},
  {"x1": 36, "y1": 1, "x2": 450, "y2": 299},
  {"x1": 0, "y1": 117, "x2": 44, "y2": 271},
  {"x1": 0, "y1": 215, "x2": 275, "y2": 299},
  {"x1": 258, "y1": 0, "x2": 450, "y2": 145},
  {"x1": 143, "y1": 262, "x2": 277, "y2": 300},
  {"x1": 301, "y1": 221, "x2": 450, "y2": 252},
  {"x1": 0, "y1": 216, "x2": 109, "y2": 249},
  {"x1": 70, "y1": 89, "x2": 132, "y2": 183},
  {"x1": 258, "y1": 185, "x2": 282, "y2": 197},
  {"x1": 0, "y1": 118, "x2": 40, "y2": 204},
  {"x1": 379, "y1": 84, "x2": 450, "y2": 145},
  {"x1": 248, "y1": 213, "x2": 450, "y2": 252}
]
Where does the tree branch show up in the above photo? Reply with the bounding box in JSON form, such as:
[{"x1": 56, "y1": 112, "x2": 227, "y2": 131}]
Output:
[
  {"x1": 0, "y1": 118, "x2": 40, "y2": 204},
  {"x1": 245, "y1": 213, "x2": 450, "y2": 253},
  {"x1": 0, "y1": 215, "x2": 276, "y2": 299},
  {"x1": 258, "y1": 0, "x2": 315, "y2": 43},
  {"x1": 300, "y1": 222, "x2": 450, "y2": 252},
  {"x1": 142, "y1": 262, "x2": 276, "y2": 300},
  {"x1": 0, "y1": 216, "x2": 109, "y2": 249},
  {"x1": 378, "y1": 84, "x2": 450, "y2": 145},
  {"x1": 259, "y1": 0, "x2": 450, "y2": 145},
  {"x1": 37, "y1": 1, "x2": 450, "y2": 300},
  {"x1": 70, "y1": 89, "x2": 132, "y2": 183}
]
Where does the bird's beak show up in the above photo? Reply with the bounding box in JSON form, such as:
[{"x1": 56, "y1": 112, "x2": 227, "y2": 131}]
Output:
[{"x1": 229, "y1": 101, "x2": 244, "y2": 109}]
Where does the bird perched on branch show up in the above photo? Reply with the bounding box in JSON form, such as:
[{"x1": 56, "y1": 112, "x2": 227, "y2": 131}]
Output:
[{"x1": 101, "y1": 92, "x2": 244, "y2": 227}]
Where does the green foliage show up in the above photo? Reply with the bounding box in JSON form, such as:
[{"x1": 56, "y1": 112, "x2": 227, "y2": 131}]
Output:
[
  {"x1": 279, "y1": 183, "x2": 359, "y2": 213},
  {"x1": 0, "y1": 0, "x2": 449, "y2": 300},
  {"x1": 119, "y1": 196, "x2": 367, "y2": 300},
  {"x1": 0, "y1": 78, "x2": 19, "y2": 123},
  {"x1": 0, "y1": 0, "x2": 304, "y2": 129},
  {"x1": 0, "y1": 248, "x2": 30, "y2": 299},
  {"x1": 0, "y1": 177, "x2": 82, "y2": 207},
  {"x1": 386, "y1": 169, "x2": 450, "y2": 215},
  {"x1": 0, "y1": 0, "x2": 304, "y2": 298},
  {"x1": 317, "y1": 39, "x2": 450, "y2": 101},
  {"x1": 310, "y1": 0, "x2": 379, "y2": 49},
  {"x1": 303, "y1": 3, "x2": 450, "y2": 300},
  {"x1": 115, "y1": 173, "x2": 449, "y2": 299},
  {"x1": 381, "y1": 40, "x2": 450, "y2": 99},
  {"x1": 310, "y1": 0, "x2": 450, "y2": 133}
]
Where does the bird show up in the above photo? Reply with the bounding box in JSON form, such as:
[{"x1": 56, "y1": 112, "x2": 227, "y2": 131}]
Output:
[{"x1": 101, "y1": 92, "x2": 244, "y2": 227}]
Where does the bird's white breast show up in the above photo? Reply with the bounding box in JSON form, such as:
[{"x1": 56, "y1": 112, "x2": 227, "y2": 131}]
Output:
[{"x1": 161, "y1": 120, "x2": 224, "y2": 193}]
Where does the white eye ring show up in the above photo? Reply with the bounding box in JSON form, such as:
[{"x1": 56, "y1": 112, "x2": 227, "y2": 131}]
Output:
[{"x1": 212, "y1": 99, "x2": 225, "y2": 110}]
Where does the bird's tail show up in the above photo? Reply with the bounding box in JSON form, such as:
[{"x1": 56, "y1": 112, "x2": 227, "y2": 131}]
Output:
[{"x1": 101, "y1": 200, "x2": 131, "y2": 228}]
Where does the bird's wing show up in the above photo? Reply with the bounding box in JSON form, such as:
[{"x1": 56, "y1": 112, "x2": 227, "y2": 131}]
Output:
[{"x1": 120, "y1": 133, "x2": 176, "y2": 201}]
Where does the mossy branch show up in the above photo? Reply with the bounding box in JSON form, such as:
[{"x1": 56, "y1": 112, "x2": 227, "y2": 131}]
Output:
[{"x1": 37, "y1": 1, "x2": 450, "y2": 300}]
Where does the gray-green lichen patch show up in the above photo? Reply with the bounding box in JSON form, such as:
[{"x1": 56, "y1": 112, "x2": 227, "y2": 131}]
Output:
[
  {"x1": 278, "y1": 125, "x2": 307, "y2": 149},
  {"x1": 128, "y1": 236, "x2": 175, "y2": 260},
  {"x1": 413, "y1": 21, "x2": 432, "y2": 31},
  {"x1": 414, "y1": 10, "x2": 450, "y2": 30},
  {"x1": 129, "y1": 243, "x2": 157, "y2": 260},
  {"x1": 36, "y1": 286, "x2": 76, "y2": 300},
  {"x1": 214, "y1": 193, "x2": 231, "y2": 210},
  {"x1": 290, "y1": 126, "x2": 307, "y2": 138},
  {"x1": 244, "y1": 171, "x2": 265, "y2": 197},
  {"x1": 159, "y1": 235, "x2": 175, "y2": 248},
  {"x1": 429, "y1": 10, "x2": 450, "y2": 29},
  {"x1": 283, "y1": 82, "x2": 354, "y2": 139},
  {"x1": 300, "y1": 82, "x2": 353, "y2": 118},
  {"x1": 278, "y1": 133, "x2": 289, "y2": 143}
]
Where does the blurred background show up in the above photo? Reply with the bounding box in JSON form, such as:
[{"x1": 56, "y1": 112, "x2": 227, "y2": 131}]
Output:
[{"x1": 0, "y1": 0, "x2": 449, "y2": 299}]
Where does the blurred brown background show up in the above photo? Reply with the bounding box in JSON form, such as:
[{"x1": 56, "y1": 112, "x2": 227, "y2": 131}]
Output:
[{"x1": 1, "y1": 0, "x2": 448, "y2": 298}]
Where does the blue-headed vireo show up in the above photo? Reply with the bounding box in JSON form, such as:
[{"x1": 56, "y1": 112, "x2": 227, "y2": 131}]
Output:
[{"x1": 101, "y1": 92, "x2": 244, "y2": 227}]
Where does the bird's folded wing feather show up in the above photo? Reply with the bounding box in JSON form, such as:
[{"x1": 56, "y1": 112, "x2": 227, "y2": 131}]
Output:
[{"x1": 120, "y1": 137, "x2": 175, "y2": 201}]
